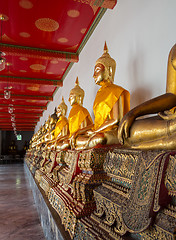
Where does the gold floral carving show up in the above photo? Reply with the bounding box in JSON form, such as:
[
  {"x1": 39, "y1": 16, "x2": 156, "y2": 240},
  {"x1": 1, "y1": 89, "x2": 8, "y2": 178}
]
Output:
[
  {"x1": 140, "y1": 225, "x2": 174, "y2": 240},
  {"x1": 19, "y1": 32, "x2": 31, "y2": 38},
  {"x1": 165, "y1": 155, "x2": 176, "y2": 192},
  {"x1": 19, "y1": 57, "x2": 28, "y2": 61},
  {"x1": 35, "y1": 18, "x2": 59, "y2": 32},
  {"x1": 80, "y1": 28, "x2": 87, "y2": 34},
  {"x1": 19, "y1": 0, "x2": 33, "y2": 9},
  {"x1": 57, "y1": 37, "x2": 68, "y2": 43},
  {"x1": 58, "y1": 150, "x2": 79, "y2": 186},
  {"x1": 78, "y1": 148, "x2": 108, "y2": 171},
  {"x1": 30, "y1": 64, "x2": 46, "y2": 71},
  {"x1": 67, "y1": 10, "x2": 80, "y2": 18},
  {"x1": 48, "y1": 186, "x2": 78, "y2": 238},
  {"x1": 50, "y1": 60, "x2": 58, "y2": 64},
  {"x1": 35, "y1": 169, "x2": 44, "y2": 183}
]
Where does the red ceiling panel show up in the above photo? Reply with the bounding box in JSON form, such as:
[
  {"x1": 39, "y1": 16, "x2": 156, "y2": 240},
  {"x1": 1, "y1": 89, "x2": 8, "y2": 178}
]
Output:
[{"x1": 0, "y1": 0, "x2": 116, "y2": 131}]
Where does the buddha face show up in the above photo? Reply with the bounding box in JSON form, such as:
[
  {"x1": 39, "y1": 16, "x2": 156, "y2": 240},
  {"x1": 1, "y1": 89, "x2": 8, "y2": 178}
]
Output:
[
  {"x1": 69, "y1": 93, "x2": 77, "y2": 106},
  {"x1": 57, "y1": 107, "x2": 62, "y2": 118},
  {"x1": 93, "y1": 63, "x2": 106, "y2": 85},
  {"x1": 50, "y1": 117, "x2": 55, "y2": 125}
]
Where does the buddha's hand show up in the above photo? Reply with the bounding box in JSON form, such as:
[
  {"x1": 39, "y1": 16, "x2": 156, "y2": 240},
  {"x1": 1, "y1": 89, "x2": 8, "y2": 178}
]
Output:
[
  {"x1": 70, "y1": 133, "x2": 77, "y2": 149},
  {"x1": 87, "y1": 129, "x2": 94, "y2": 136},
  {"x1": 118, "y1": 111, "x2": 135, "y2": 145}
]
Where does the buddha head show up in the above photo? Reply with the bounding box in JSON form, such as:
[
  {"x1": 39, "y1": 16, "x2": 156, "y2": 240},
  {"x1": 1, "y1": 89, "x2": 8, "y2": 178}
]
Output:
[
  {"x1": 69, "y1": 77, "x2": 85, "y2": 106},
  {"x1": 50, "y1": 108, "x2": 58, "y2": 126},
  {"x1": 42, "y1": 122, "x2": 46, "y2": 133},
  {"x1": 57, "y1": 97, "x2": 67, "y2": 117},
  {"x1": 45, "y1": 115, "x2": 51, "y2": 129},
  {"x1": 94, "y1": 42, "x2": 116, "y2": 85}
]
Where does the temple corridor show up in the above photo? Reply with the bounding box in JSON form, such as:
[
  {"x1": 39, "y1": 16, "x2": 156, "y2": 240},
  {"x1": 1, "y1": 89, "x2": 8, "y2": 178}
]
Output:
[{"x1": 0, "y1": 163, "x2": 45, "y2": 240}]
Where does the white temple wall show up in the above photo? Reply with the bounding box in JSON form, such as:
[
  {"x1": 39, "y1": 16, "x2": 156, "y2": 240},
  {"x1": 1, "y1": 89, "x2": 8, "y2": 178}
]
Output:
[{"x1": 35, "y1": 0, "x2": 176, "y2": 132}]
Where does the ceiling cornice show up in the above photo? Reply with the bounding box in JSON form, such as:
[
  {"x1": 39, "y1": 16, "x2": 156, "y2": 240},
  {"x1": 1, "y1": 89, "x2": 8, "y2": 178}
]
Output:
[
  {"x1": 0, "y1": 93, "x2": 53, "y2": 101},
  {"x1": 0, "y1": 104, "x2": 47, "y2": 110},
  {"x1": 0, "y1": 112, "x2": 42, "y2": 116},
  {"x1": 0, "y1": 75, "x2": 63, "y2": 86},
  {"x1": 0, "y1": 43, "x2": 79, "y2": 62}
]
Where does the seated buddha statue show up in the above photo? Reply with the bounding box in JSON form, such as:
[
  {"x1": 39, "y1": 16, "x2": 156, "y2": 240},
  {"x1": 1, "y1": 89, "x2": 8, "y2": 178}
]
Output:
[
  {"x1": 36, "y1": 121, "x2": 47, "y2": 147},
  {"x1": 44, "y1": 109, "x2": 58, "y2": 143},
  {"x1": 46, "y1": 97, "x2": 69, "y2": 151},
  {"x1": 73, "y1": 42, "x2": 130, "y2": 149},
  {"x1": 118, "y1": 43, "x2": 176, "y2": 150},
  {"x1": 37, "y1": 114, "x2": 54, "y2": 147},
  {"x1": 55, "y1": 78, "x2": 93, "y2": 150}
]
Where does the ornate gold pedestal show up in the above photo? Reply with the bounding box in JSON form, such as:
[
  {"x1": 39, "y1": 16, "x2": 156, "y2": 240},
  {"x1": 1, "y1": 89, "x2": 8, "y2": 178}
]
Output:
[
  {"x1": 48, "y1": 147, "x2": 111, "y2": 239},
  {"x1": 25, "y1": 145, "x2": 176, "y2": 239},
  {"x1": 29, "y1": 150, "x2": 43, "y2": 175},
  {"x1": 35, "y1": 151, "x2": 51, "y2": 183},
  {"x1": 74, "y1": 148, "x2": 176, "y2": 240},
  {"x1": 39, "y1": 150, "x2": 66, "y2": 195}
]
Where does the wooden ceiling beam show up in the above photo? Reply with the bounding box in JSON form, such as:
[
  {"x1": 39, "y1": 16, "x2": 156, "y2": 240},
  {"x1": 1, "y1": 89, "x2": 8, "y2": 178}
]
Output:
[
  {"x1": 0, "y1": 129, "x2": 35, "y2": 131},
  {"x1": 1, "y1": 128, "x2": 34, "y2": 131},
  {"x1": 0, "y1": 123, "x2": 36, "y2": 126},
  {"x1": 0, "y1": 75, "x2": 63, "y2": 86},
  {"x1": 0, "y1": 112, "x2": 42, "y2": 117},
  {"x1": 0, "y1": 118, "x2": 39, "y2": 122},
  {"x1": 0, "y1": 104, "x2": 46, "y2": 110},
  {"x1": 0, "y1": 93, "x2": 53, "y2": 101},
  {"x1": 0, "y1": 43, "x2": 79, "y2": 62}
]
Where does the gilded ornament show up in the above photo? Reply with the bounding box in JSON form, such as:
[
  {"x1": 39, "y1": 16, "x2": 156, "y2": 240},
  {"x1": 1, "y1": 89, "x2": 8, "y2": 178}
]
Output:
[
  {"x1": 35, "y1": 18, "x2": 59, "y2": 32},
  {"x1": 67, "y1": 10, "x2": 80, "y2": 18},
  {"x1": 19, "y1": 0, "x2": 33, "y2": 9},
  {"x1": 118, "y1": 44, "x2": 176, "y2": 150},
  {"x1": 30, "y1": 64, "x2": 46, "y2": 71}
]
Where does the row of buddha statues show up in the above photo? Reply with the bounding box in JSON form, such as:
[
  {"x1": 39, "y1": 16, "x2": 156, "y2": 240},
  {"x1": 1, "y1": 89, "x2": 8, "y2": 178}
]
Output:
[{"x1": 30, "y1": 42, "x2": 176, "y2": 152}]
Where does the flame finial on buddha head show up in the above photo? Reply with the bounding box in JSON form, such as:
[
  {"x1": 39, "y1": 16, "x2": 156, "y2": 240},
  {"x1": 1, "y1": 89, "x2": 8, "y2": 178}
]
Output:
[{"x1": 95, "y1": 42, "x2": 116, "y2": 83}]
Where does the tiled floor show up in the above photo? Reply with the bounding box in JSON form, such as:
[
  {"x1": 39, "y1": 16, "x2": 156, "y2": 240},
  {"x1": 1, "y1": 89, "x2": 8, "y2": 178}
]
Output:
[{"x1": 0, "y1": 163, "x2": 45, "y2": 240}]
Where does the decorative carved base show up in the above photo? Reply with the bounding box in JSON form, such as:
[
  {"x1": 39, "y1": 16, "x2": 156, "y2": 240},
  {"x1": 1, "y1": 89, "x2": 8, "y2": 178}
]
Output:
[
  {"x1": 57, "y1": 150, "x2": 81, "y2": 188},
  {"x1": 72, "y1": 172, "x2": 109, "y2": 204},
  {"x1": 48, "y1": 184, "x2": 96, "y2": 239},
  {"x1": 37, "y1": 150, "x2": 67, "y2": 196},
  {"x1": 35, "y1": 169, "x2": 45, "y2": 183},
  {"x1": 48, "y1": 147, "x2": 111, "y2": 238},
  {"x1": 74, "y1": 149, "x2": 176, "y2": 240},
  {"x1": 25, "y1": 146, "x2": 176, "y2": 240},
  {"x1": 51, "y1": 150, "x2": 67, "y2": 181},
  {"x1": 40, "y1": 174, "x2": 57, "y2": 196}
]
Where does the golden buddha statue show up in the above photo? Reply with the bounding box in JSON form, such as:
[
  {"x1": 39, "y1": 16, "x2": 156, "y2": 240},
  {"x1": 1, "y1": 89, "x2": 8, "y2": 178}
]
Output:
[
  {"x1": 73, "y1": 42, "x2": 130, "y2": 149},
  {"x1": 43, "y1": 115, "x2": 52, "y2": 142},
  {"x1": 46, "y1": 97, "x2": 69, "y2": 150},
  {"x1": 118, "y1": 43, "x2": 176, "y2": 150},
  {"x1": 45, "y1": 109, "x2": 58, "y2": 143},
  {"x1": 55, "y1": 78, "x2": 93, "y2": 150}
]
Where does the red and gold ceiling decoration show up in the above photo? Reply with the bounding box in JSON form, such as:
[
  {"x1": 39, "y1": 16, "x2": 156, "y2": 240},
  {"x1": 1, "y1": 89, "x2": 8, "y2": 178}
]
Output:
[{"x1": 0, "y1": 0, "x2": 117, "y2": 132}]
